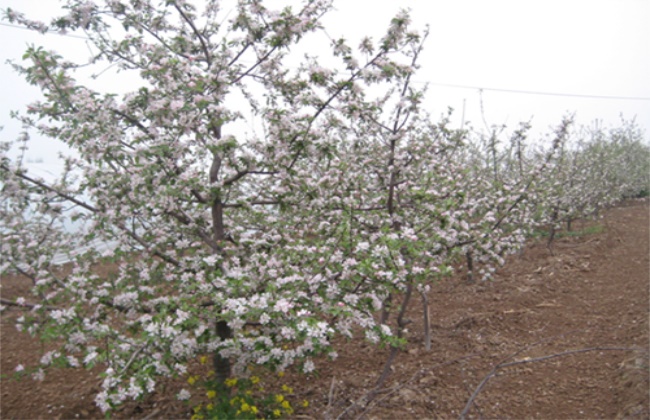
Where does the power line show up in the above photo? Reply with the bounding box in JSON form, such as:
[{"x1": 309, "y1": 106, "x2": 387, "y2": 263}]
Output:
[
  {"x1": 1, "y1": 21, "x2": 649, "y2": 101},
  {"x1": 0, "y1": 22, "x2": 88, "y2": 40},
  {"x1": 416, "y1": 81, "x2": 650, "y2": 101}
]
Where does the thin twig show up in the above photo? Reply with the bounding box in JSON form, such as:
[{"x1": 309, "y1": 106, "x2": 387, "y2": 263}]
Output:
[
  {"x1": 353, "y1": 371, "x2": 426, "y2": 420},
  {"x1": 140, "y1": 408, "x2": 161, "y2": 420},
  {"x1": 345, "y1": 354, "x2": 482, "y2": 419},
  {"x1": 119, "y1": 344, "x2": 148, "y2": 375},
  {"x1": 172, "y1": 3, "x2": 211, "y2": 66},
  {"x1": 325, "y1": 376, "x2": 337, "y2": 420},
  {"x1": 335, "y1": 397, "x2": 362, "y2": 420},
  {"x1": 459, "y1": 346, "x2": 640, "y2": 419},
  {"x1": 0, "y1": 298, "x2": 58, "y2": 311}
]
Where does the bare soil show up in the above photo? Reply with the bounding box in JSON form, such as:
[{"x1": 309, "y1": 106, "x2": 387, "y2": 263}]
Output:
[{"x1": 2, "y1": 201, "x2": 648, "y2": 419}]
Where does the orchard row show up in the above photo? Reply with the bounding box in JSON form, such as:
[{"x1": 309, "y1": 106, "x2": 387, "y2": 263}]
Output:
[{"x1": 1, "y1": 0, "x2": 647, "y2": 412}]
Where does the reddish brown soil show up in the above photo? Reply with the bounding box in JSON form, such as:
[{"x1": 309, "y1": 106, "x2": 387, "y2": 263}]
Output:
[{"x1": 2, "y1": 201, "x2": 648, "y2": 419}]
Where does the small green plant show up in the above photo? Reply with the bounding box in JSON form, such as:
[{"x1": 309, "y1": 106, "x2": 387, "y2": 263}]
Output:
[
  {"x1": 187, "y1": 357, "x2": 309, "y2": 419},
  {"x1": 559, "y1": 224, "x2": 604, "y2": 238},
  {"x1": 530, "y1": 224, "x2": 604, "y2": 239}
]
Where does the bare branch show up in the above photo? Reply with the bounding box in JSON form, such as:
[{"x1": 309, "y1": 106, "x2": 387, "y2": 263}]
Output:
[
  {"x1": 172, "y1": 2, "x2": 212, "y2": 67},
  {"x1": 1, "y1": 164, "x2": 97, "y2": 213},
  {"x1": 459, "y1": 346, "x2": 640, "y2": 419},
  {"x1": 0, "y1": 298, "x2": 58, "y2": 311},
  {"x1": 119, "y1": 343, "x2": 148, "y2": 375}
]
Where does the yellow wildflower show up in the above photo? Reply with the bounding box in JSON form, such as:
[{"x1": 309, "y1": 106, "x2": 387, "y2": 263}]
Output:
[
  {"x1": 225, "y1": 377, "x2": 238, "y2": 387},
  {"x1": 199, "y1": 355, "x2": 208, "y2": 365},
  {"x1": 277, "y1": 371, "x2": 285, "y2": 378},
  {"x1": 206, "y1": 404, "x2": 214, "y2": 410},
  {"x1": 206, "y1": 390, "x2": 217, "y2": 399},
  {"x1": 251, "y1": 406, "x2": 259, "y2": 415},
  {"x1": 275, "y1": 394, "x2": 284, "y2": 403},
  {"x1": 281, "y1": 400, "x2": 291, "y2": 410},
  {"x1": 187, "y1": 375, "x2": 198, "y2": 385},
  {"x1": 302, "y1": 400, "x2": 309, "y2": 408},
  {"x1": 273, "y1": 409, "x2": 282, "y2": 418},
  {"x1": 251, "y1": 375, "x2": 261, "y2": 385},
  {"x1": 281, "y1": 384, "x2": 293, "y2": 394},
  {"x1": 240, "y1": 402, "x2": 251, "y2": 412}
]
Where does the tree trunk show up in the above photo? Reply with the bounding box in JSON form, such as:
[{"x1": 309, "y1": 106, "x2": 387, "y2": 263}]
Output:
[
  {"x1": 421, "y1": 291, "x2": 431, "y2": 351},
  {"x1": 466, "y1": 251, "x2": 474, "y2": 284},
  {"x1": 208, "y1": 122, "x2": 233, "y2": 386},
  {"x1": 213, "y1": 319, "x2": 233, "y2": 387}
]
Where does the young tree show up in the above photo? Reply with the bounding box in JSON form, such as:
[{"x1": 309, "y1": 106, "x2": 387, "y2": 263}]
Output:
[
  {"x1": 1, "y1": 0, "x2": 429, "y2": 411},
  {"x1": 527, "y1": 118, "x2": 649, "y2": 251}
]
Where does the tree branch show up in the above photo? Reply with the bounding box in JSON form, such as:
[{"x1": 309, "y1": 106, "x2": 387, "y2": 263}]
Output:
[
  {"x1": 172, "y1": 2, "x2": 212, "y2": 67},
  {"x1": 0, "y1": 298, "x2": 58, "y2": 311},
  {"x1": 459, "y1": 346, "x2": 640, "y2": 419},
  {"x1": 2, "y1": 164, "x2": 97, "y2": 213}
]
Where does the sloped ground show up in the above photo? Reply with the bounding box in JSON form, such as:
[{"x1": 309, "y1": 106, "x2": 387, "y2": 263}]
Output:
[{"x1": 1, "y1": 201, "x2": 648, "y2": 419}]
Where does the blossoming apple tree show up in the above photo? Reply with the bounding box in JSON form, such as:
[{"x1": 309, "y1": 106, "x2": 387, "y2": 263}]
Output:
[
  {"x1": 0, "y1": 0, "x2": 466, "y2": 411},
  {"x1": 522, "y1": 118, "x2": 649, "y2": 250}
]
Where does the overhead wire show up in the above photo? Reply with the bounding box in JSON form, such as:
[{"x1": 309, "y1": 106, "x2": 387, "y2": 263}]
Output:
[
  {"x1": 1, "y1": 21, "x2": 649, "y2": 101},
  {"x1": 0, "y1": 22, "x2": 88, "y2": 40},
  {"x1": 414, "y1": 81, "x2": 650, "y2": 101}
]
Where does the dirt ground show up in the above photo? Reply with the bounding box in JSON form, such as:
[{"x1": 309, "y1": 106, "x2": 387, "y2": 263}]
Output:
[{"x1": 1, "y1": 201, "x2": 648, "y2": 419}]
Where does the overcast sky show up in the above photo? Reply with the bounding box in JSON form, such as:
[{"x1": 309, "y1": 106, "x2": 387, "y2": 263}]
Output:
[{"x1": 1, "y1": 0, "x2": 649, "y2": 170}]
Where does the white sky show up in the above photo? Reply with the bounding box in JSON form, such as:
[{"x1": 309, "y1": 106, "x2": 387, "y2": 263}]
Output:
[{"x1": 1, "y1": 0, "x2": 649, "y2": 169}]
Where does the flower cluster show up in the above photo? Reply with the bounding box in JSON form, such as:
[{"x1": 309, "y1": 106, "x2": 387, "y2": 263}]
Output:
[{"x1": 184, "y1": 357, "x2": 308, "y2": 419}]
